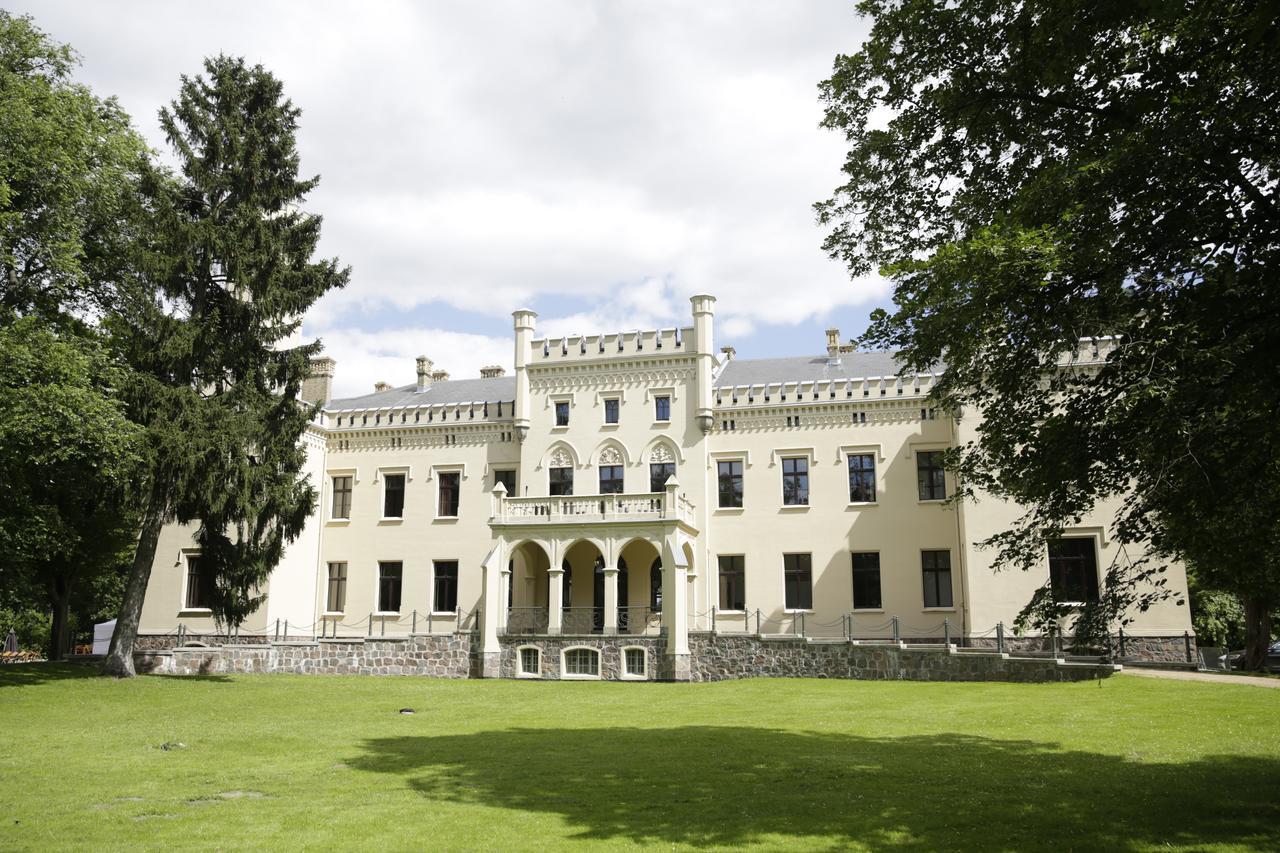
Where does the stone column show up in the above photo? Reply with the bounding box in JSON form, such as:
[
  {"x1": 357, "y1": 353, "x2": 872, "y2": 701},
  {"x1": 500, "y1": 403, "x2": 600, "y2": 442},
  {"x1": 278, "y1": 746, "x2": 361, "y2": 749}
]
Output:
[
  {"x1": 498, "y1": 563, "x2": 512, "y2": 634},
  {"x1": 480, "y1": 539, "x2": 505, "y2": 678},
  {"x1": 512, "y1": 309, "x2": 536, "y2": 443},
  {"x1": 602, "y1": 566, "x2": 619, "y2": 635},
  {"x1": 547, "y1": 567, "x2": 564, "y2": 635},
  {"x1": 662, "y1": 535, "x2": 690, "y2": 680}
]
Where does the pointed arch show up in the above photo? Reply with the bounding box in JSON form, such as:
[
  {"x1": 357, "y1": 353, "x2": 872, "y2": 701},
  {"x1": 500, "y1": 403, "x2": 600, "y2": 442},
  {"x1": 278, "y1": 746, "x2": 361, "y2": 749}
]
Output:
[
  {"x1": 592, "y1": 438, "x2": 632, "y2": 468},
  {"x1": 642, "y1": 435, "x2": 684, "y2": 466},
  {"x1": 539, "y1": 440, "x2": 582, "y2": 470}
]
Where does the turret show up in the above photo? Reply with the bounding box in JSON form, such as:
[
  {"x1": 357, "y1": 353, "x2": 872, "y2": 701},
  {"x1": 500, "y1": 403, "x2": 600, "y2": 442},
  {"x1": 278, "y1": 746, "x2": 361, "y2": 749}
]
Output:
[
  {"x1": 690, "y1": 294, "x2": 716, "y2": 433},
  {"x1": 512, "y1": 309, "x2": 537, "y2": 442}
]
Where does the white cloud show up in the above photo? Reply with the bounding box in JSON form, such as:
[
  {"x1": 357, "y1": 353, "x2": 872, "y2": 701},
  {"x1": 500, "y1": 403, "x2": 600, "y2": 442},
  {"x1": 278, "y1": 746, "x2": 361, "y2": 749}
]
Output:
[{"x1": 316, "y1": 327, "x2": 511, "y2": 399}]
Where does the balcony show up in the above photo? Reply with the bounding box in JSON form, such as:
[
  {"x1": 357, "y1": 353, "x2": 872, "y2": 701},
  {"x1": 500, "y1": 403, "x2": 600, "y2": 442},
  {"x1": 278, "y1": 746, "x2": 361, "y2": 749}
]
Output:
[{"x1": 490, "y1": 490, "x2": 697, "y2": 528}]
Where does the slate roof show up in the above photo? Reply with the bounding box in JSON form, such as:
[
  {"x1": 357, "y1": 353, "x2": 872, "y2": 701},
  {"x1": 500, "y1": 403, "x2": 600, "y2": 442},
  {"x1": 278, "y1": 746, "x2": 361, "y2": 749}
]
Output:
[
  {"x1": 327, "y1": 376, "x2": 516, "y2": 410},
  {"x1": 714, "y1": 351, "x2": 928, "y2": 387}
]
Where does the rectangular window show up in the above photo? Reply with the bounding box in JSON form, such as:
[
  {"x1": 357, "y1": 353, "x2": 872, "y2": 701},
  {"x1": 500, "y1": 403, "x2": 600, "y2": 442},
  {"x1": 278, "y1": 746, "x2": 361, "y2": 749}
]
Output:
[
  {"x1": 847, "y1": 454, "x2": 876, "y2": 503},
  {"x1": 326, "y1": 562, "x2": 347, "y2": 612},
  {"x1": 922, "y1": 550, "x2": 953, "y2": 608},
  {"x1": 1048, "y1": 538, "x2": 1100, "y2": 603},
  {"x1": 718, "y1": 555, "x2": 745, "y2": 611},
  {"x1": 564, "y1": 648, "x2": 599, "y2": 676},
  {"x1": 494, "y1": 469, "x2": 516, "y2": 494},
  {"x1": 378, "y1": 561, "x2": 403, "y2": 612},
  {"x1": 782, "y1": 457, "x2": 809, "y2": 506},
  {"x1": 438, "y1": 471, "x2": 460, "y2": 517},
  {"x1": 549, "y1": 466, "x2": 574, "y2": 496},
  {"x1": 554, "y1": 400, "x2": 570, "y2": 426},
  {"x1": 433, "y1": 560, "x2": 458, "y2": 612},
  {"x1": 184, "y1": 555, "x2": 214, "y2": 610},
  {"x1": 851, "y1": 552, "x2": 881, "y2": 610},
  {"x1": 649, "y1": 462, "x2": 675, "y2": 493},
  {"x1": 383, "y1": 473, "x2": 406, "y2": 518},
  {"x1": 917, "y1": 451, "x2": 947, "y2": 501},
  {"x1": 331, "y1": 475, "x2": 352, "y2": 519},
  {"x1": 717, "y1": 460, "x2": 743, "y2": 508},
  {"x1": 623, "y1": 648, "x2": 646, "y2": 677},
  {"x1": 784, "y1": 553, "x2": 813, "y2": 610},
  {"x1": 604, "y1": 398, "x2": 620, "y2": 424},
  {"x1": 519, "y1": 647, "x2": 540, "y2": 675},
  {"x1": 654, "y1": 395, "x2": 671, "y2": 421},
  {"x1": 599, "y1": 465, "x2": 624, "y2": 494}
]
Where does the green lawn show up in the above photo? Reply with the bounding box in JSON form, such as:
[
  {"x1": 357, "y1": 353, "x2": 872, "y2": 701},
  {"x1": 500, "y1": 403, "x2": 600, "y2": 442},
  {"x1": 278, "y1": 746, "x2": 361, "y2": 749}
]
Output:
[{"x1": 1, "y1": 666, "x2": 1277, "y2": 851}]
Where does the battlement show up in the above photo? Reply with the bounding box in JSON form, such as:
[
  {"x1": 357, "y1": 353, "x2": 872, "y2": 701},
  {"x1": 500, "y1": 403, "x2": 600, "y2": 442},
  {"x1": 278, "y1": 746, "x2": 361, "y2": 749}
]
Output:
[{"x1": 528, "y1": 327, "x2": 695, "y2": 364}]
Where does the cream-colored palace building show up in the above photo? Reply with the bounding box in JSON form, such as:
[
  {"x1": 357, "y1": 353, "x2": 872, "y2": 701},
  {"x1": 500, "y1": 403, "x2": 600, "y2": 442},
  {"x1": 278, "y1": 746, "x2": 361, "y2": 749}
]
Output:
[{"x1": 136, "y1": 295, "x2": 1193, "y2": 679}]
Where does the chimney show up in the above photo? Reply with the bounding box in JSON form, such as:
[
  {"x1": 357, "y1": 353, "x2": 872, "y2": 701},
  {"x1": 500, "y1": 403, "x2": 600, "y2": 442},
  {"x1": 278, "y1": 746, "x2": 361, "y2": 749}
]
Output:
[
  {"x1": 301, "y1": 356, "x2": 335, "y2": 406},
  {"x1": 431, "y1": 369, "x2": 450, "y2": 382},
  {"x1": 416, "y1": 355, "x2": 433, "y2": 392},
  {"x1": 374, "y1": 381, "x2": 391, "y2": 393},
  {"x1": 479, "y1": 365, "x2": 505, "y2": 379},
  {"x1": 825, "y1": 328, "x2": 841, "y2": 358},
  {"x1": 720, "y1": 345, "x2": 736, "y2": 361}
]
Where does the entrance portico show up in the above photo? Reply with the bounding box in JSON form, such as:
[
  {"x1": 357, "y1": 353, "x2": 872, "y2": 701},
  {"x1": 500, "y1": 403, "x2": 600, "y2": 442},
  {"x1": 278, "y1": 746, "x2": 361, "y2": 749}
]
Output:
[{"x1": 479, "y1": 477, "x2": 699, "y2": 679}]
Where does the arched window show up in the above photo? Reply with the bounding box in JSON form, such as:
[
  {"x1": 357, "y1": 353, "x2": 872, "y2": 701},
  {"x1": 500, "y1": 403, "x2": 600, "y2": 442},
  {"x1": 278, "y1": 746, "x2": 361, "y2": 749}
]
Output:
[{"x1": 650, "y1": 558, "x2": 663, "y2": 612}]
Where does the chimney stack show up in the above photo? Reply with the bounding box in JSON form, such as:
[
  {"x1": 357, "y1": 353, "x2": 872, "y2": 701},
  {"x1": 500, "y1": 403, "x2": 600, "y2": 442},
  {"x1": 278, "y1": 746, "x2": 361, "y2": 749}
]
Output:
[
  {"x1": 416, "y1": 355, "x2": 433, "y2": 391},
  {"x1": 301, "y1": 356, "x2": 335, "y2": 406},
  {"x1": 826, "y1": 328, "x2": 841, "y2": 358},
  {"x1": 479, "y1": 365, "x2": 505, "y2": 379},
  {"x1": 431, "y1": 369, "x2": 450, "y2": 382},
  {"x1": 374, "y1": 381, "x2": 391, "y2": 393},
  {"x1": 720, "y1": 345, "x2": 736, "y2": 361}
]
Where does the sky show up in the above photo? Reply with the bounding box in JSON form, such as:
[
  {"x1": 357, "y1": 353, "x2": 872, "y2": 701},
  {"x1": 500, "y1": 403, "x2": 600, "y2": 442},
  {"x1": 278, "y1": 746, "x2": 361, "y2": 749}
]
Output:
[{"x1": 14, "y1": 1, "x2": 888, "y2": 398}]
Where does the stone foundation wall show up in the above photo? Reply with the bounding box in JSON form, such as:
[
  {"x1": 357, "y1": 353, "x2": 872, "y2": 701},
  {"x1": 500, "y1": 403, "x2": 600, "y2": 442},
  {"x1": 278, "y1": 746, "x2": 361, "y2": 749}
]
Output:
[
  {"x1": 687, "y1": 634, "x2": 1116, "y2": 683},
  {"x1": 136, "y1": 635, "x2": 472, "y2": 677},
  {"x1": 497, "y1": 635, "x2": 667, "y2": 680},
  {"x1": 964, "y1": 634, "x2": 1195, "y2": 664}
]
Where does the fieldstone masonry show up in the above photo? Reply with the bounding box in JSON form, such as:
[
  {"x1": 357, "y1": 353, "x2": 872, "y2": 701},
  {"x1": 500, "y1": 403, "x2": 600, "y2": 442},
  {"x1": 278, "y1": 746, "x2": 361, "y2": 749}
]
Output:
[{"x1": 135, "y1": 631, "x2": 1117, "y2": 682}]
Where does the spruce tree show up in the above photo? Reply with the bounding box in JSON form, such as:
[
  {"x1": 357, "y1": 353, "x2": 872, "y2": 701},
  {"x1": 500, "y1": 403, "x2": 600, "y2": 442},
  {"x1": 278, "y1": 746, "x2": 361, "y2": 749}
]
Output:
[{"x1": 102, "y1": 56, "x2": 348, "y2": 676}]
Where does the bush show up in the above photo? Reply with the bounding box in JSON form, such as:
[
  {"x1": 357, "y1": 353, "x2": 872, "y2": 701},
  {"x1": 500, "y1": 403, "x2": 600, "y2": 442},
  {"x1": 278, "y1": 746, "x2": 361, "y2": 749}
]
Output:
[{"x1": 0, "y1": 607, "x2": 50, "y2": 654}]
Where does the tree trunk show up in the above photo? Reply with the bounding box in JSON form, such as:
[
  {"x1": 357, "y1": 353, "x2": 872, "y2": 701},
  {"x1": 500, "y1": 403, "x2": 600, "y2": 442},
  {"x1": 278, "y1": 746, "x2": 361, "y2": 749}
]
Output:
[
  {"x1": 48, "y1": 574, "x2": 71, "y2": 661},
  {"x1": 101, "y1": 497, "x2": 165, "y2": 678},
  {"x1": 1242, "y1": 595, "x2": 1273, "y2": 671}
]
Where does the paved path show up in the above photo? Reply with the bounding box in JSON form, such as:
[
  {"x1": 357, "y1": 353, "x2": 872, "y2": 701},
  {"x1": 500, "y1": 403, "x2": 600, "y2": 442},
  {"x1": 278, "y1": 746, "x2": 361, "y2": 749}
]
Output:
[{"x1": 1121, "y1": 667, "x2": 1280, "y2": 688}]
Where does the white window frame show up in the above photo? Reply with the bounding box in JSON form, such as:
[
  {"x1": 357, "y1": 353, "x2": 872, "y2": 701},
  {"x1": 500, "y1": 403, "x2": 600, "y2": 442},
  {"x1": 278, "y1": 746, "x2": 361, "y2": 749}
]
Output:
[
  {"x1": 178, "y1": 548, "x2": 211, "y2": 615},
  {"x1": 323, "y1": 560, "x2": 348, "y2": 615},
  {"x1": 375, "y1": 466, "x2": 411, "y2": 522},
  {"x1": 326, "y1": 468, "x2": 358, "y2": 523},
  {"x1": 560, "y1": 646, "x2": 602, "y2": 680},
  {"x1": 710, "y1": 452, "x2": 748, "y2": 513},
  {"x1": 595, "y1": 390, "x2": 624, "y2": 427},
  {"x1": 374, "y1": 559, "x2": 404, "y2": 615},
  {"x1": 773, "y1": 447, "x2": 815, "y2": 512},
  {"x1": 431, "y1": 464, "x2": 466, "y2": 521},
  {"x1": 549, "y1": 393, "x2": 574, "y2": 430},
  {"x1": 909, "y1": 443, "x2": 951, "y2": 504},
  {"x1": 839, "y1": 444, "x2": 884, "y2": 506},
  {"x1": 516, "y1": 645, "x2": 542, "y2": 679},
  {"x1": 620, "y1": 646, "x2": 648, "y2": 680}
]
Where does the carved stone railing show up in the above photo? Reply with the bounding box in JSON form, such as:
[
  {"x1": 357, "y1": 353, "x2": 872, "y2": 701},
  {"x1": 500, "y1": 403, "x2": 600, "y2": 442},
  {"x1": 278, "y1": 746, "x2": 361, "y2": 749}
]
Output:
[{"x1": 491, "y1": 491, "x2": 696, "y2": 526}]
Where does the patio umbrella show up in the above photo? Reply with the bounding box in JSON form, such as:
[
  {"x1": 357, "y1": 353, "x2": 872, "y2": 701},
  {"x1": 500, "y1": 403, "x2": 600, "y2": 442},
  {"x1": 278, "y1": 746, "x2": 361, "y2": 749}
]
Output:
[{"x1": 4, "y1": 629, "x2": 16, "y2": 653}]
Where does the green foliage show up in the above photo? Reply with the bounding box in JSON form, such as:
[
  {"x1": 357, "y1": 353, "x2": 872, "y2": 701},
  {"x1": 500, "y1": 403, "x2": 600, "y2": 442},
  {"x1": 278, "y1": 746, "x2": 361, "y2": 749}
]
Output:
[
  {"x1": 109, "y1": 55, "x2": 349, "y2": 635},
  {"x1": 1191, "y1": 589, "x2": 1246, "y2": 650},
  {"x1": 819, "y1": 1, "x2": 1280, "y2": 663},
  {"x1": 0, "y1": 606, "x2": 50, "y2": 653}
]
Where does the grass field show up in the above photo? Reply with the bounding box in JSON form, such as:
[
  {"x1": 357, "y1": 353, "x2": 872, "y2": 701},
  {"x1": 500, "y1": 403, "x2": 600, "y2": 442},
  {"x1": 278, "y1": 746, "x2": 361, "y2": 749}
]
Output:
[{"x1": 1, "y1": 665, "x2": 1278, "y2": 851}]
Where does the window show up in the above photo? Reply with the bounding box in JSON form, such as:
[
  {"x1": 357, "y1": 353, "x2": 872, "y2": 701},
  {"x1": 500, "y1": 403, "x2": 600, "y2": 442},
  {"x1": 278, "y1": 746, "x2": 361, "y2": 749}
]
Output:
[
  {"x1": 326, "y1": 562, "x2": 347, "y2": 612},
  {"x1": 383, "y1": 473, "x2": 406, "y2": 518},
  {"x1": 654, "y1": 395, "x2": 671, "y2": 421},
  {"x1": 917, "y1": 451, "x2": 947, "y2": 501},
  {"x1": 518, "y1": 647, "x2": 540, "y2": 676},
  {"x1": 604, "y1": 398, "x2": 619, "y2": 424},
  {"x1": 922, "y1": 550, "x2": 953, "y2": 608},
  {"x1": 623, "y1": 648, "x2": 646, "y2": 678},
  {"x1": 649, "y1": 462, "x2": 675, "y2": 492},
  {"x1": 563, "y1": 647, "x2": 600, "y2": 677},
  {"x1": 851, "y1": 552, "x2": 881, "y2": 610},
  {"x1": 554, "y1": 401, "x2": 570, "y2": 426},
  {"x1": 782, "y1": 457, "x2": 809, "y2": 506},
  {"x1": 378, "y1": 561, "x2": 403, "y2": 612},
  {"x1": 783, "y1": 553, "x2": 813, "y2": 610},
  {"x1": 1048, "y1": 538, "x2": 1100, "y2": 603},
  {"x1": 549, "y1": 466, "x2": 574, "y2": 496},
  {"x1": 184, "y1": 555, "x2": 214, "y2": 610},
  {"x1": 433, "y1": 561, "x2": 458, "y2": 612},
  {"x1": 717, "y1": 460, "x2": 743, "y2": 508},
  {"x1": 494, "y1": 469, "x2": 516, "y2": 494},
  {"x1": 438, "y1": 471, "x2": 460, "y2": 517},
  {"x1": 718, "y1": 555, "x2": 745, "y2": 611},
  {"x1": 650, "y1": 559, "x2": 663, "y2": 611},
  {"x1": 599, "y1": 465, "x2": 624, "y2": 494},
  {"x1": 331, "y1": 475, "x2": 352, "y2": 519},
  {"x1": 847, "y1": 454, "x2": 876, "y2": 503}
]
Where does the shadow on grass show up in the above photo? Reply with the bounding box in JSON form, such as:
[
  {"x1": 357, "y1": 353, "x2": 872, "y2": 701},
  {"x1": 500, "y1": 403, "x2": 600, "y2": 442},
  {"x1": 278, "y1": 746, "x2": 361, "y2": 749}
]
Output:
[
  {"x1": 350, "y1": 726, "x2": 1280, "y2": 850},
  {"x1": 0, "y1": 661, "x2": 103, "y2": 687}
]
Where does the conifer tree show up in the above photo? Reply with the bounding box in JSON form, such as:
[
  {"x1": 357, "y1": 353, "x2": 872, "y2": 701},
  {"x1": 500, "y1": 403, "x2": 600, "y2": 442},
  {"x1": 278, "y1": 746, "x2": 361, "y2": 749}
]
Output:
[{"x1": 102, "y1": 56, "x2": 348, "y2": 676}]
